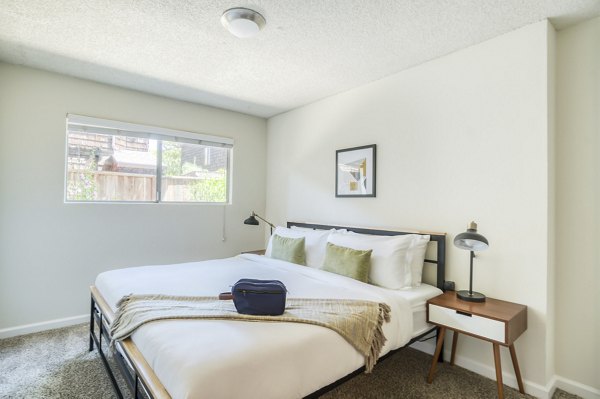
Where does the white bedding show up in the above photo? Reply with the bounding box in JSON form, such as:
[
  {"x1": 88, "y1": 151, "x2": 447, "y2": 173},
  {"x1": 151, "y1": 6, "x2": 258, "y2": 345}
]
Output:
[
  {"x1": 95, "y1": 254, "x2": 440, "y2": 399},
  {"x1": 388, "y1": 284, "x2": 442, "y2": 338}
]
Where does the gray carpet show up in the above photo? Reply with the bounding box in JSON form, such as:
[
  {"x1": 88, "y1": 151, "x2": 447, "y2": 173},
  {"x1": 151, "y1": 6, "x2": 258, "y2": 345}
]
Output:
[{"x1": 0, "y1": 323, "x2": 580, "y2": 399}]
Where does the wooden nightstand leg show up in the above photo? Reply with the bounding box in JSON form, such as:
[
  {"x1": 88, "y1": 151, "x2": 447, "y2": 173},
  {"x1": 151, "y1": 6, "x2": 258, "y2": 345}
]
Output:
[
  {"x1": 450, "y1": 331, "x2": 458, "y2": 365},
  {"x1": 427, "y1": 327, "x2": 446, "y2": 383},
  {"x1": 493, "y1": 343, "x2": 504, "y2": 399},
  {"x1": 509, "y1": 344, "x2": 525, "y2": 394}
]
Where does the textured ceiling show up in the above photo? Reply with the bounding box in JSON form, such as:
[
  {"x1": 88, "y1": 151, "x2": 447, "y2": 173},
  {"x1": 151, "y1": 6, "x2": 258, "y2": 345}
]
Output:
[{"x1": 1, "y1": 1, "x2": 599, "y2": 118}]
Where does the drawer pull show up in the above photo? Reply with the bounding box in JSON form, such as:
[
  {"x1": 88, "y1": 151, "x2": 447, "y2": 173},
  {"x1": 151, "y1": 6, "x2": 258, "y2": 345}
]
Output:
[{"x1": 456, "y1": 310, "x2": 472, "y2": 317}]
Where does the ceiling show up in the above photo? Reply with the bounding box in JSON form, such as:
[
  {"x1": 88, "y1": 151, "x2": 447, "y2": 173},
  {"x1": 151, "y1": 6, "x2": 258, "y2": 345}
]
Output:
[{"x1": 1, "y1": 1, "x2": 599, "y2": 118}]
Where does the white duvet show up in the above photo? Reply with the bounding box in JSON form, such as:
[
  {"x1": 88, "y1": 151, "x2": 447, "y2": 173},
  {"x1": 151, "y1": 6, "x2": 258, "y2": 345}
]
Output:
[{"x1": 95, "y1": 254, "x2": 415, "y2": 399}]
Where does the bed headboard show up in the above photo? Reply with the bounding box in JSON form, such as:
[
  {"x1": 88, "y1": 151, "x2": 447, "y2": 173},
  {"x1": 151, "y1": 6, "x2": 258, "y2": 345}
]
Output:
[{"x1": 287, "y1": 222, "x2": 446, "y2": 291}]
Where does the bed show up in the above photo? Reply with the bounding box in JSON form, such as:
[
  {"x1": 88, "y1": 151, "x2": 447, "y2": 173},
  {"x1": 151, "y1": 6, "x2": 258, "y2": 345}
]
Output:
[{"x1": 89, "y1": 222, "x2": 446, "y2": 399}]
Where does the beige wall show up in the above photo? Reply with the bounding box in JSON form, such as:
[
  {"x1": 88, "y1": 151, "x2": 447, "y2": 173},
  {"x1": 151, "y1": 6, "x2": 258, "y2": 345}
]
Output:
[
  {"x1": 555, "y1": 16, "x2": 600, "y2": 393},
  {"x1": 0, "y1": 63, "x2": 267, "y2": 330},
  {"x1": 267, "y1": 21, "x2": 553, "y2": 393}
]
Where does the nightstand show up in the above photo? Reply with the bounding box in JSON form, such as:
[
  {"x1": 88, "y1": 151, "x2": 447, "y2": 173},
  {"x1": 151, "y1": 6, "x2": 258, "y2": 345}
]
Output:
[
  {"x1": 426, "y1": 291, "x2": 527, "y2": 399},
  {"x1": 241, "y1": 249, "x2": 266, "y2": 255}
]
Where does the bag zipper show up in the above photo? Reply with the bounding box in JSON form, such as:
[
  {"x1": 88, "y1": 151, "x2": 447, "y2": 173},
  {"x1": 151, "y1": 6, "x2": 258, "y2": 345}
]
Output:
[{"x1": 235, "y1": 289, "x2": 283, "y2": 295}]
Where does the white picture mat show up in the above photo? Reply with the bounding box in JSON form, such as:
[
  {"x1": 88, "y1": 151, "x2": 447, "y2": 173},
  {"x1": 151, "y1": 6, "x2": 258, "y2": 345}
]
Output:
[{"x1": 337, "y1": 147, "x2": 375, "y2": 195}]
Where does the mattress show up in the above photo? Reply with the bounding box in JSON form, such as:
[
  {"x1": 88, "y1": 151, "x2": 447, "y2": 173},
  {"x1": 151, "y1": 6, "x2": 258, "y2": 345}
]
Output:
[
  {"x1": 375, "y1": 283, "x2": 441, "y2": 338},
  {"x1": 395, "y1": 284, "x2": 442, "y2": 337},
  {"x1": 95, "y1": 254, "x2": 440, "y2": 399}
]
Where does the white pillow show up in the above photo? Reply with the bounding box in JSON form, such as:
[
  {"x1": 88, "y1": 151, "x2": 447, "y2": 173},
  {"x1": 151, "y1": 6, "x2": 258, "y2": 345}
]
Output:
[
  {"x1": 327, "y1": 231, "x2": 417, "y2": 289},
  {"x1": 266, "y1": 226, "x2": 334, "y2": 268},
  {"x1": 407, "y1": 235, "x2": 430, "y2": 287}
]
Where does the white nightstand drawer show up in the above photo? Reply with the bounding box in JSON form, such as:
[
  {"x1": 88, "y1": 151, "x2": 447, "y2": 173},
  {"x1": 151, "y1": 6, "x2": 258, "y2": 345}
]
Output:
[{"x1": 429, "y1": 304, "x2": 505, "y2": 343}]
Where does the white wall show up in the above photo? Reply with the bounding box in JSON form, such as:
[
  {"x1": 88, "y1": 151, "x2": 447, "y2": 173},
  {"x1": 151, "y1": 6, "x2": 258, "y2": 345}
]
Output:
[
  {"x1": 0, "y1": 63, "x2": 267, "y2": 331},
  {"x1": 267, "y1": 21, "x2": 553, "y2": 393},
  {"x1": 545, "y1": 21, "x2": 557, "y2": 386},
  {"x1": 555, "y1": 16, "x2": 600, "y2": 395}
]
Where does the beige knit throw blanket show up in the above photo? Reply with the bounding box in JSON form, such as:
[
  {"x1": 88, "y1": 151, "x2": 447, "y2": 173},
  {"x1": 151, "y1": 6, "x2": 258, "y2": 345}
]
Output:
[{"x1": 110, "y1": 294, "x2": 391, "y2": 373}]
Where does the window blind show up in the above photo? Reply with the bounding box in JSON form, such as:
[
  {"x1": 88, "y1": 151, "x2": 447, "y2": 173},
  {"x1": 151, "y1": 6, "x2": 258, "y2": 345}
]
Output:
[{"x1": 66, "y1": 114, "x2": 234, "y2": 148}]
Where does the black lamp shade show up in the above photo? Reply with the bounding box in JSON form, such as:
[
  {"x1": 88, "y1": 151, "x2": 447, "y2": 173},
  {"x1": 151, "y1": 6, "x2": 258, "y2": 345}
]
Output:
[
  {"x1": 243, "y1": 211, "x2": 275, "y2": 235},
  {"x1": 244, "y1": 214, "x2": 259, "y2": 225},
  {"x1": 454, "y1": 223, "x2": 489, "y2": 251}
]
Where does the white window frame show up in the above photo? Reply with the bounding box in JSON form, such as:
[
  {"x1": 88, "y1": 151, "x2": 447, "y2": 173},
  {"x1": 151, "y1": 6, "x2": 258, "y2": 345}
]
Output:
[{"x1": 64, "y1": 114, "x2": 234, "y2": 204}]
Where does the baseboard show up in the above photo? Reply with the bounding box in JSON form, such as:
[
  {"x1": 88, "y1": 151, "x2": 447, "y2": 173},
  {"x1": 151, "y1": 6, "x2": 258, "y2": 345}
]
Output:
[
  {"x1": 408, "y1": 339, "x2": 437, "y2": 356},
  {"x1": 410, "y1": 340, "x2": 549, "y2": 398},
  {"x1": 411, "y1": 341, "x2": 600, "y2": 399},
  {"x1": 549, "y1": 375, "x2": 600, "y2": 399},
  {"x1": 0, "y1": 314, "x2": 88, "y2": 339}
]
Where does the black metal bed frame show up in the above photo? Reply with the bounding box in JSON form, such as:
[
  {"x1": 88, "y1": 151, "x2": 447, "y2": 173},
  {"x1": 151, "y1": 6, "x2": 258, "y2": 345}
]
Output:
[
  {"x1": 90, "y1": 222, "x2": 446, "y2": 399},
  {"x1": 89, "y1": 294, "x2": 152, "y2": 399}
]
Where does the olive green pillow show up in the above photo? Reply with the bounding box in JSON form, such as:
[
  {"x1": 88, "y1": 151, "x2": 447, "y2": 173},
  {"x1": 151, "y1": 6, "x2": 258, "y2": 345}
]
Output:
[
  {"x1": 322, "y1": 242, "x2": 372, "y2": 283},
  {"x1": 270, "y1": 234, "x2": 306, "y2": 265}
]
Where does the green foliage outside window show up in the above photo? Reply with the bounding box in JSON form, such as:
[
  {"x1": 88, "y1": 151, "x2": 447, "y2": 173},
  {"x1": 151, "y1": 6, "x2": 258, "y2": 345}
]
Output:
[
  {"x1": 67, "y1": 160, "x2": 97, "y2": 201},
  {"x1": 162, "y1": 142, "x2": 227, "y2": 202},
  {"x1": 161, "y1": 142, "x2": 183, "y2": 176},
  {"x1": 190, "y1": 171, "x2": 227, "y2": 202}
]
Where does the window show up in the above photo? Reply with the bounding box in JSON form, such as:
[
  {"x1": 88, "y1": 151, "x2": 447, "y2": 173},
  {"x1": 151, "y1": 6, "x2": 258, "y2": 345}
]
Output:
[{"x1": 65, "y1": 114, "x2": 233, "y2": 203}]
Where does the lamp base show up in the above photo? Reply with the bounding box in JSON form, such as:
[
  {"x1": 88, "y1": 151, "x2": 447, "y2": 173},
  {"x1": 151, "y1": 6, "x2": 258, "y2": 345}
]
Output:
[{"x1": 456, "y1": 290, "x2": 486, "y2": 302}]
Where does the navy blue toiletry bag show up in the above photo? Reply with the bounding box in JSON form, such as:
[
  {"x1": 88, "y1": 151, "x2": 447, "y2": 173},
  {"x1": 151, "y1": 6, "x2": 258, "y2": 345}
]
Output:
[{"x1": 232, "y1": 279, "x2": 287, "y2": 316}]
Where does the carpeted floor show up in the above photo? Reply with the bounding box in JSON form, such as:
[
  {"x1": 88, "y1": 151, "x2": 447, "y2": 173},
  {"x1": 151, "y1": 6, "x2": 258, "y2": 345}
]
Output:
[{"x1": 0, "y1": 323, "x2": 580, "y2": 399}]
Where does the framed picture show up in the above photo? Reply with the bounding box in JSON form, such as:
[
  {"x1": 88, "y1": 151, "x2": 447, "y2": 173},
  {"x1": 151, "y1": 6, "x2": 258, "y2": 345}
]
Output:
[{"x1": 336, "y1": 144, "x2": 376, "y2": 197}]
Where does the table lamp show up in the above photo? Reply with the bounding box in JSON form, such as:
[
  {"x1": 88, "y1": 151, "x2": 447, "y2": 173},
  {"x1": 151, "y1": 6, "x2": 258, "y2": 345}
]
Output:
[{"x1": 454, "y1": 221, "x2": 489, "y2": 302}]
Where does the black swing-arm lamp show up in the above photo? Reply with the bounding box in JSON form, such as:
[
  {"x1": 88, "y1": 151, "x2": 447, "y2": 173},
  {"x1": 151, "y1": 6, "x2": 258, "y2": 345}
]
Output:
[{"x1": 244, "y1": 211, "x2": 275, "y2": 235}]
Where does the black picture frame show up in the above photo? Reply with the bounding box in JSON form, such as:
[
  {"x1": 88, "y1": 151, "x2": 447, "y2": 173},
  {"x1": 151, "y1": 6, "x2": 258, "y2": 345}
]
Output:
[{"x1": 335, "y1": 144, "x2": 376, "y2": 197}]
